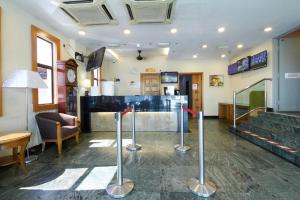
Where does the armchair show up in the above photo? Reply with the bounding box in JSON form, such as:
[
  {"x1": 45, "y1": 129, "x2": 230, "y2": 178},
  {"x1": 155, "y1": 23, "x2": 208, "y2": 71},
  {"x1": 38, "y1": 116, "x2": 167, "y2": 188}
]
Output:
[{"x1": 35, "y1": 112, "x2": 80, "y2": 156}]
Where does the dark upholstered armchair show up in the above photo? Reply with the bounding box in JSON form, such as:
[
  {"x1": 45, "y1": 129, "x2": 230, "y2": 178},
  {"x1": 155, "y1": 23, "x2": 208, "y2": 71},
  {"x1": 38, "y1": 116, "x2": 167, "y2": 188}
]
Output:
[{"x1": 35, "y1": 112, "x2": 80, "y2": 156}]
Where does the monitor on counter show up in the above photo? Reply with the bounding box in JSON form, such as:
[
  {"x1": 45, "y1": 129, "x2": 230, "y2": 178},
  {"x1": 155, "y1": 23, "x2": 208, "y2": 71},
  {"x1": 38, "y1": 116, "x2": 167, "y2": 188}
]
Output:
[
  {"x1": 86, "y1": 47, "x2": 106, "y2": 72},
  {"x1": 161, "y1": 72, "x2": 178, "y2": 83}
]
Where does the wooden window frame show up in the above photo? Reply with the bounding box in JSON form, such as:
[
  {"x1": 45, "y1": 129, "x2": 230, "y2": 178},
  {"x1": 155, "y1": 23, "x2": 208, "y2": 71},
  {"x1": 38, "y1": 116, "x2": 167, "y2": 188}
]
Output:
[{"x1": 31, "y1": 25, "x2": 60, "y2": 112}]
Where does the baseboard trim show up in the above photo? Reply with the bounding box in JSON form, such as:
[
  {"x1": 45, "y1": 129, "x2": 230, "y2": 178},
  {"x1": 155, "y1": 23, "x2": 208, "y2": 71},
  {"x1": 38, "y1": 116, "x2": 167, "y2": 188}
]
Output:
[{"x1": 204, "y1": 116, "x2": 218, "y2": 119}]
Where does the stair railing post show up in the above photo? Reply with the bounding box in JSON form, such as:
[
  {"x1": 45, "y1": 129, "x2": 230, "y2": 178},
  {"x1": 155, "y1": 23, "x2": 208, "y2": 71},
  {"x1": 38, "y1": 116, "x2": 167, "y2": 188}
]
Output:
[
  {"x1": 264, "y1": 79, "x2": 267, "y2": 112},
  {"x1": 233, "y1": 91, "x2": 236, "y2": 128}
]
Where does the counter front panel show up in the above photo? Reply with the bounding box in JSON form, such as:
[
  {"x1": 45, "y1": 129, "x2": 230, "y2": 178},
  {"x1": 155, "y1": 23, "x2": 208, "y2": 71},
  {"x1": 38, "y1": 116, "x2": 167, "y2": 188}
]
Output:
[{"x1": 80, "y1": 95, "x2": 188, "y2": 132}]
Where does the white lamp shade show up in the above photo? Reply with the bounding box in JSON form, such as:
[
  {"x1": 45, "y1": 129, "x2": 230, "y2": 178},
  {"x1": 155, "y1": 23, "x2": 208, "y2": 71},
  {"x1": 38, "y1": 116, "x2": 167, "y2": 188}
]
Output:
[{"x1": 2, "y1": 69, "x2": 48, "y2": 89}]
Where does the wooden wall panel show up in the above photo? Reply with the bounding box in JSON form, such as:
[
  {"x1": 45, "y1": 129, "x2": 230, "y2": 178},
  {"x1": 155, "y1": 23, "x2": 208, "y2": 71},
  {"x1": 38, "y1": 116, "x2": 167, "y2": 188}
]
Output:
[{"x1": 192, "y1": 73, "x2": 203, "y2": 113}]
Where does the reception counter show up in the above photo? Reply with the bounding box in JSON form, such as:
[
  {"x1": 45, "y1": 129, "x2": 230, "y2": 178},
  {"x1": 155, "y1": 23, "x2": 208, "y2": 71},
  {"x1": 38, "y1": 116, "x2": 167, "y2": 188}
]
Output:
[{"x1": 80, "y1": 95, "x2": 188, "y2": 133}]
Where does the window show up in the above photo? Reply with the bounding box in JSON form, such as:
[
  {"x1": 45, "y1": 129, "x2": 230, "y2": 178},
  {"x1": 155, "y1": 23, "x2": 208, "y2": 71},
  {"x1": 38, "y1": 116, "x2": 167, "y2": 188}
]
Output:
[
  {"x1": 92, "y1": 68, "x2": 100, "y2": 86},
  {"x1": 31, "y1": 25, "x2": 60, "y2": 112},
  {"x1": 37, "y1": 37, "x2": 53, "y2": 104}
]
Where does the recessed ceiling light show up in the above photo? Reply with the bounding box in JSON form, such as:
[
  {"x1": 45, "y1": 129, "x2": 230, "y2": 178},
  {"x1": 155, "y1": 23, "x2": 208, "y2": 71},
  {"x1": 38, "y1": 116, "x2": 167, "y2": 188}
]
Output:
[
  {"x1": 264, "y1": 27, "x2": 272, "y2": 32},
  {"x1": 202, "y1": 44, "x2": 208, "y2": 49},
  {"x1": 218, "y1": 27, "x2": 225, "y2": 33},
  {"x1": 193, "y1": 54, "x2": 198, "y2": 59},
  {"x1": 108, "y1": 43, "x2": 120, "y2": 48},
  {"x1": 217, "y1": 45, "x2": 229, "y2": 50},
  {"x1": 221, "y1": 54, "x2": 226, "y2": 58},
  {"x1": 137, "y1": 43, "x2": 140, "y2": 48},
  {"x1": 237, "y1": 44, "x2": 244, "y2": 49},
  {"x1": 170, "y1": 28, "x2": 177, "y2": 34},
  {"x1": 78, "y1": 30, "x2": 86, "y2": 36},
  {"x1": 50, "y1": 1, "x2": 60, "y2": 6},
  {"x1": 157, "y1": 42, "x2": 170, "y2": 47},
  {"x1": 123, "y1": 29, "x2": 131, "y2": 35}
]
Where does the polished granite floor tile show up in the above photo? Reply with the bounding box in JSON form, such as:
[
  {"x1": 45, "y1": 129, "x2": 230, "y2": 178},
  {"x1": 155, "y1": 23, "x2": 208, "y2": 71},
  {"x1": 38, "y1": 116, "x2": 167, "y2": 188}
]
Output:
[{"x1": 0, "y1": 119, "x2": 300, "y2": 200}]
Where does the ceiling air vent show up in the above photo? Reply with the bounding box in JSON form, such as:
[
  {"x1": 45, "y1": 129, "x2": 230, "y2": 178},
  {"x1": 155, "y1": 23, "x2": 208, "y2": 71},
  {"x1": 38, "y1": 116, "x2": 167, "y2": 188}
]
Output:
[
  {"x1": 124, "y1": 0, "x2": 176, "y2": 24},
  {"x1": 60, "y1": 0, "x2": 117, "y2": 26}
]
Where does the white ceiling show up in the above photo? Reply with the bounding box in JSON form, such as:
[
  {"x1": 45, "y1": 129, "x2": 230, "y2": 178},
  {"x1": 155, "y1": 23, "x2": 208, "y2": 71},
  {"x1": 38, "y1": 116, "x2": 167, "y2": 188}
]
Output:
[{"x1": 13, "y1": 0, "x2": 300, "y2": 60}]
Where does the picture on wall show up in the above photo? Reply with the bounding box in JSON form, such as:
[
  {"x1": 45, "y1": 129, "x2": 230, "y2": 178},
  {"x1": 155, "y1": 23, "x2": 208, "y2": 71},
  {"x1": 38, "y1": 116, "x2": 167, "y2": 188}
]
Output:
[{"x1": 209, "y1": 75, "x2": 224, "y2": 87}]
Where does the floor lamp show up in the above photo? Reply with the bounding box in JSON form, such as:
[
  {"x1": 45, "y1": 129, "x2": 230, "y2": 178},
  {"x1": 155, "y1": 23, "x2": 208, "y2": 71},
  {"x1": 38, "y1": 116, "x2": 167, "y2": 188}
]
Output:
[{"x1": 2, "y1": 69, "x2": 47, "y2": 163}]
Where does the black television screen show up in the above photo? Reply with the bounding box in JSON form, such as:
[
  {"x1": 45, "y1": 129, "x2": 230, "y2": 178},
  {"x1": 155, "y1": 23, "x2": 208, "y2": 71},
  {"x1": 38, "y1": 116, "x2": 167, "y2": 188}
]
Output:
[
  {"x1": 237, "y1": 57, "x2": 250, "y2": 72},
  {"x1": 228, "y1": 63, "x2": 238, "y2": 75},
  {"x1": 86, "y1": 47, "x2": 106, "y2": 72},
  {"x1": 161, "y1": 72, "x2": 178, "y2": 83},
  {"x1": 251, "y1": 50, "x2": 267, "y2": 69}
]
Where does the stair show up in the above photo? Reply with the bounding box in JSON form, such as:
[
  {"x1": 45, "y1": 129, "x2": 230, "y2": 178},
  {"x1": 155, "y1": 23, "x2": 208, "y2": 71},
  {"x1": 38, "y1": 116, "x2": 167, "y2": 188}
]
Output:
[{"x1": 230, "y1": 112, "x2": 300, "y2": 167}]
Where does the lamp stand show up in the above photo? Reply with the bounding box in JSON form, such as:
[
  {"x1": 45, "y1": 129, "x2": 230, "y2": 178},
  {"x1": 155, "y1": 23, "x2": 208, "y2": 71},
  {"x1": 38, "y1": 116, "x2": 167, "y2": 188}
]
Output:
[{"x1": 25, "y1": 88, "x2": 38, "y2": 164}]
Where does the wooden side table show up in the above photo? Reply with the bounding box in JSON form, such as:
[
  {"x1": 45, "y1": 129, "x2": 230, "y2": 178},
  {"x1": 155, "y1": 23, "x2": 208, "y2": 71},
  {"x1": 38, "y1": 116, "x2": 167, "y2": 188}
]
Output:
[{"x1": 0, "y1": 132, "x2": 31, "y2": 174}]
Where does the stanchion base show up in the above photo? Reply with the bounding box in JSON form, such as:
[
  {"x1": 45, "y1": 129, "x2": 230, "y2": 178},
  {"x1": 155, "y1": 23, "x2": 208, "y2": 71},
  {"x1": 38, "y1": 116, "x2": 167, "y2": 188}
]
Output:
[
  {"x1": 106, "y1": 178, "x2": 134, "y2": 198},
  {"x1": 174, "y1": 144, "x2": 191, "y2": 152},
  {"x1": 126, "y1": 144, "x2": 142, "y2": 151},
  {"x1": 188, "y1": 177, "x2": 216, "y2": 197}
]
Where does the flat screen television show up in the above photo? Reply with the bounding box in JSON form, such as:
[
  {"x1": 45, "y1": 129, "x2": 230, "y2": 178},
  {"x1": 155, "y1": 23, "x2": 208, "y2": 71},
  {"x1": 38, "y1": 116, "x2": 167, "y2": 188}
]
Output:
[
  {"x1": 251, "y1": 50, "x2": 267, "y2": 70},
  {"x1": 237, "y1": 56, "x2": 250, "y2": 72},
  {"x1": 161, "y1": 72, "x2": 178, "y2": 83},
  {"x1": 228, "y1": 63, "x2": 238, "y2": 75},
  {"x1": 86, "y1": 47, "x2": 106, "y2": 72}
]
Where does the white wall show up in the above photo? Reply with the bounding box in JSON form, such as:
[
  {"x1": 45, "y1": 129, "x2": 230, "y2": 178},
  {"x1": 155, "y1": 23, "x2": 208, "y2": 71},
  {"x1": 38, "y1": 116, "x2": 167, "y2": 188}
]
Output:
[
  {"x1": 0, "y1": 1, "x2": 89, "y2": 151},
  {"x1": 229, "y1": 40, "x2": 273, "y2": 107},
  {"x1": 102, "y1": 56, "x2": 231, "y2": 116}
]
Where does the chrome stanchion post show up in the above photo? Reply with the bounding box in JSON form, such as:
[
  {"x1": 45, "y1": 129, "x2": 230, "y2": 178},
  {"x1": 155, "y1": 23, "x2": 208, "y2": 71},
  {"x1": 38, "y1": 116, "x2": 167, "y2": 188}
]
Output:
[
  {"x1": 188, "y1": 111, "x2": 216, "y2": 197},
  {"x1": 174, "y1": 104, "x2": 191, "y2": 152},
  {"x1": 106, "y1": 112, "x2": 134, "y2": 198},
  {"x1": 233, "y1": 91, "x2": 236, "y2": 128},
  {"x1": 126, "y1": 104, "x2": 142, "y2": 151}
]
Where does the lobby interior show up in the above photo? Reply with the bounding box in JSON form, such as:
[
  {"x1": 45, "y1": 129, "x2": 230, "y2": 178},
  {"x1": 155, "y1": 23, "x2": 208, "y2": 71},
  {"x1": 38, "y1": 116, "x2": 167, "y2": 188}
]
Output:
[{"x1": 0, "y1": 0, "x2": 300, "y2": 200}]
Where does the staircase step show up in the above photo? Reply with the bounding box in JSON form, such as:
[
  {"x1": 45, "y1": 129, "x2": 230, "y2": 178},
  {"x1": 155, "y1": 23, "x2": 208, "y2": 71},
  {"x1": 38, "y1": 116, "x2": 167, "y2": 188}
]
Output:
[
  {"x1": 240, "y1": 121, "x2": 300, "y2": 149},
  {"x1": 233, "y1": 127, "x2": 300, "y2": 167},
  {"x1": 250, "y1": 116, "x2": 300, "y2": 135},
  {"x1": 258, "y1": 112, "x2": 300, "y2": 127}
]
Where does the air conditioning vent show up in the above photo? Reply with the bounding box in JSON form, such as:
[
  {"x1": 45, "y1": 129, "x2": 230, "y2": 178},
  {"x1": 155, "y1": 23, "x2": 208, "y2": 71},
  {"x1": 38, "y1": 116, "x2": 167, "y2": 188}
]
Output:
[
  {"x1": 62, "y1": 0, "x2": 93, "y2": 4},
  {"x1": 124, "y1": 0, "x2": 176, "y2": 24},
  {"x1": 60, "y1": 0, "x2": 117, "y2": 26}
]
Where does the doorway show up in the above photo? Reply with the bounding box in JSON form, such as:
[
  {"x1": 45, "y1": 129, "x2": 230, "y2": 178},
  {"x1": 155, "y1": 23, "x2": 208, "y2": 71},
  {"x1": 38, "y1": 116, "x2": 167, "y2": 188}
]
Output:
[
  {"x1": 179, "y1": 73, "x2": 203, "y2": 116},
  {"x1": 275, "y1": 30, "x2": 300, "y2": 111}
]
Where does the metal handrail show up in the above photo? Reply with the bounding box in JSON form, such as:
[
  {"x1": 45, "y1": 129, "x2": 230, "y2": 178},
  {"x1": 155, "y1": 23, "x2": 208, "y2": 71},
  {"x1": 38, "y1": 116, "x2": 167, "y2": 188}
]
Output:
[
  {"x1": 233, "y1": 78, "x2": 272, "y2": 128},
  {"x1": 236, "y1": 78, "x2": 272, "y2": 95},
  {"x1": 235, "y1": 107, "x2": 265, "y2": 121}
]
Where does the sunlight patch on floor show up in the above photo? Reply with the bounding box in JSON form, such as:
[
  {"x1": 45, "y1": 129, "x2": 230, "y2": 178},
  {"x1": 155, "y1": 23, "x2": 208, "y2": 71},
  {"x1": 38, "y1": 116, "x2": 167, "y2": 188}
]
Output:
[
  {"x1": 89, "y1": 139, "x2": 132, "y2": 148},
  {"x1": 113, "y1": 139, "x2": 132, "y2": 147},
  {"x1": 20, "y1": 168, "x2": 87, "y2": 191},
  {"x1": 89, "y1": 139, "x2": 115, "y2": 148},
  {"x1": 76, "y1": 166, "x2": 117, "y2": 190}
]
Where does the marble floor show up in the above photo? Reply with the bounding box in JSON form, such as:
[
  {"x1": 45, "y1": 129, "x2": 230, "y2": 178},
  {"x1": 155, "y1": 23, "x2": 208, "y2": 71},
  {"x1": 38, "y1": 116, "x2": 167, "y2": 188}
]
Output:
[{"x1": 0, "y1": 119, "x2": 300, "y2": 200}]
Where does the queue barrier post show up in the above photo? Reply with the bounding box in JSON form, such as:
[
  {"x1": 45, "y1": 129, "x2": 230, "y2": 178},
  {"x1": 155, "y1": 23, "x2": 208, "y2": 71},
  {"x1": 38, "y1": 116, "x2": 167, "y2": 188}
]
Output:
[
  {"x1": 188, "y1": 111, "x2": 216, "y2": 197},
  {"x1": 174, "y1": 104, "x2": 191, "y2": 152},
  {"x1": 126, "y1": 104, "x2": 142, "y2": 151},
  {"x1": 106, "y1": 112, "x2": 134, "y2": 198}
]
